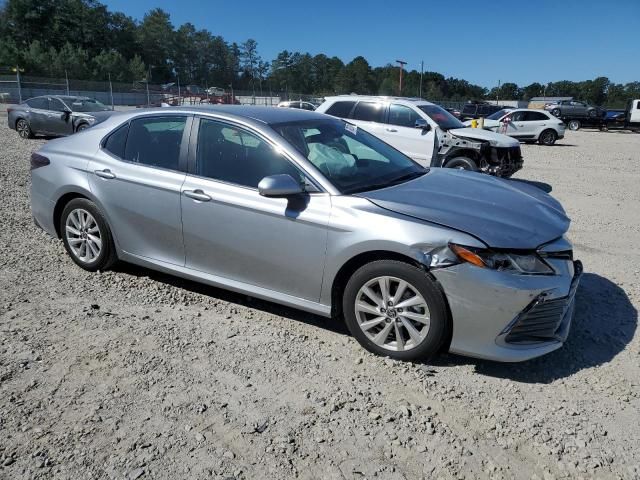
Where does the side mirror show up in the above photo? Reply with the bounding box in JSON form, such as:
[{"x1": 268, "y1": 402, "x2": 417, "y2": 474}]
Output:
[
  {"x1": 414, "y1": 118, "x2": 431, "y2": 131},
  {"x1": 258, "y1": 174, "x2": 304, "y2": 198}
]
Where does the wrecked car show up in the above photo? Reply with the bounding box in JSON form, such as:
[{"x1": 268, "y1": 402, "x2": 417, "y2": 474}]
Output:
[
  {"x1": 316, "y1": 95, "x2": 523, "y2": 177},
  {"x1": 31, "y1": 106, "x2": 580, "y2": 362}
]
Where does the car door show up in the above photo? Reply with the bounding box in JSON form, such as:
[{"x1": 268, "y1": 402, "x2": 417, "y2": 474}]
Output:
[
  {"x1": 180, "y1": 117, "x2": 330, "y2": 302},
  {"x1": 88, "y1": 114, "x2": 191, "y2": 266},
  {"x1": 570, "y1": 101, "x2": 586, "y2": 116},
  {"x1": 348, "y1": 101, "x2": 388, "y2": 141},
  {"x1": 47, "y1": 98, "x2": 75, "y2": 136},
  {"x1": 384, "y1": 103, "x2": 433, "y2": 163},
  {"x1": 523, "y1": 111, "x2": 550, "y2": 138},
  {"x1": 25, "y1": 97, "x2": 50, "y2": 133},
  {"x1": 502, "y1": 111, "x2": 527, "y2": 137}
]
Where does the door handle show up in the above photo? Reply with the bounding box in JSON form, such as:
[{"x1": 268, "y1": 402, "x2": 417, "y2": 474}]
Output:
[
  {"x1": 94, "y1": 169, "x2": 116, "y2": 179},
  {"x1": 385, "y1": 128, "x2": 398, "y2": 132},
  {"x1": 183, "y1": 189, "x2": 211, "y2": 202},
  {"x1": 516, "y1": 123, "x2": 525, "y2": 127}
]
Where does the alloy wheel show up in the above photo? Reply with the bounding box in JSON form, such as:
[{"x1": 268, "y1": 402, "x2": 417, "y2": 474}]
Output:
[
  {"x1": 354, "y1": 276, "x2": 431, "y2": 352},
  {"x1": 65, "y1": 208, "x2": 102, "y2": 263},
  {"x1": 16, "y1": 120, "x2": 30, "y2": 138},
  {"x1": 542, "y1": 131, "x2": 555, "y2": 144}
]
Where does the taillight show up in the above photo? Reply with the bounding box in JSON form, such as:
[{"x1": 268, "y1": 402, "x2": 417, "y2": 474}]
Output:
[{"x1": 30, "y1": 153, "x2": 50, "y2": 170}]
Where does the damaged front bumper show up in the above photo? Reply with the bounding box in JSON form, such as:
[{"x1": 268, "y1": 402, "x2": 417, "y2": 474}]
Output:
[{"x1": 432, "y1": 255, "x2": 582, "y2": 362}]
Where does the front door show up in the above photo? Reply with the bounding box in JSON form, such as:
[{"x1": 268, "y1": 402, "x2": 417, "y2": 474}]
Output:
[
  {"x1": 88, "y1": 115, "x2": 191, "y2": 265},
  {"x1": 383, "y1": 103, "x2": 434, "y2": 164},
  {"x1": 47, "y1": 97, "x2": 75, "y2": 136},
  {"x1": 180, "y1": 117, "x2": 330, "y2": 302}
]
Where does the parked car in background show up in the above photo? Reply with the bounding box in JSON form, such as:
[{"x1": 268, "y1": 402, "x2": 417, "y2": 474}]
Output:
[
  {"x1": 316, "y1": 95, "x2": 523, "y2": 177},
  {"x1": 30, "y1": 105, "x2": 581, "y2": 362},
  {"x1": 444, "y1": 107, "x2": 461, "y2": 119},
  {"x1": 206, "y1": 87, "x2": 226, "y2": 97},
  {"x1": 8, "y1": 95, "x2": 114, "y2": 138},
  {"x1": 544, "y1": 100, "x2": 604, "y2": 119},
  {"x1": 277, "y1": 100, "x2": 317, "y2": 111},
  {"x1": 459, "y1": 102, "x2": 510, "y2": 121},
  {"x1": 464, "y1": 109, "x2": 565, "y2": 145}
]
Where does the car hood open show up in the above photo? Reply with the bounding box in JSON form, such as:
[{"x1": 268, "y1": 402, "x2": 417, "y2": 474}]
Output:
[
  {"x1": 447, "y1": 127, "x2": 519, "y2": 147},
  {"x1": 358, "y1": 168, "x2": 570, "y2": 249}
]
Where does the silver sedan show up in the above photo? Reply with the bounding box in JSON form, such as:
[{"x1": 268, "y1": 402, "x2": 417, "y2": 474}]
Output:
[{"x1": 30, "y1": 106, "x2": 581, "y2": 362}]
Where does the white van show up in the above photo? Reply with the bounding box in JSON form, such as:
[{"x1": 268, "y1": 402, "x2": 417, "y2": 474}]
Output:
[{"x1": 316, "y1": 95, "x2": 523, "y2": 177}]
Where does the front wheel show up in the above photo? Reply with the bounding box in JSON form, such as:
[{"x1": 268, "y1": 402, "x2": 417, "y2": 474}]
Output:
[
  {"x1": 76, "y1": 123, "x2": 89, "y2": 132},
  {"x1": 343, "y1": 260, "x2": 448, "y2": 361},
  {"x1": 444, "y1": 156, "x2": 478, "y2": 171},
  {"x1": 60, "y1": 198, "x2": 117, "y2": 272},
  {"x1": 568, "y1": 120, "x2": 581, "y2": 131},
  {"x1": 539, "y1": 129, "x2": 557, "y2": 145},
  {"x1": 16, "y1": 119, "x2": 34, "y2": 139}
]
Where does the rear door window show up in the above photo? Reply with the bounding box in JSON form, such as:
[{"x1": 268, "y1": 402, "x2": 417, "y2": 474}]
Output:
[
  {"x1": 524, "y1": 111, "x2": 548, "y2": 121},
  {"x1": 124, "y1": 116, "x2": 187, "y2": 171},
  {"x1": 26, "y1": 98, "x2": 49, "y2": 110},
  {"x1": 325, "y1": 101, "x2": 355, "y2": 118},
  {"x1": 49, "y1": 98, "x2": 67, "y2": 112},
  {"x1": 351, "y1": 102, "x2": 385, "y2": 123}
]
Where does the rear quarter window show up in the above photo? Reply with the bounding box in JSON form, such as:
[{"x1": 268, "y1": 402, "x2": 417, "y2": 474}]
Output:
[{"x1": 103, "y1": 124, "x2": 129, "y2": 158}]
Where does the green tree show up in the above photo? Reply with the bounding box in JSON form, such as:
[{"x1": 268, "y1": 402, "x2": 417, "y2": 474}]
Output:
[{"x1": 137, "y1": 8, "x2": 174, "y2": 81}]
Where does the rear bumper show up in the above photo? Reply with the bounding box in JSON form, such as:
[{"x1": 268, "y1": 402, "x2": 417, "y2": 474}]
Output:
[{"x1": 432, "y1": 259, "x2": 582, "y2": 362}]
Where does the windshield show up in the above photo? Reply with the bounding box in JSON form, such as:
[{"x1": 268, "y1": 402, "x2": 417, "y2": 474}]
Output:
[
  {"x1": 486, "y1": 108, "x2": 513, "y2": 120},
  {"x1": 67, "y1": 98, "x2": 110, "y2": 112},
  {"x1": 273, "y1": 118, "x2": 426, "y2": 194},
  {"x1": 417, "y1": 105, "x2": 465, "y2": 130}
]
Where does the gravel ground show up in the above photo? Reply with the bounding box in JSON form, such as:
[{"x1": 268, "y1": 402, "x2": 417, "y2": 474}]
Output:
[{"x1": 1, "y1": 123, "x2": 639, "y2": 480}]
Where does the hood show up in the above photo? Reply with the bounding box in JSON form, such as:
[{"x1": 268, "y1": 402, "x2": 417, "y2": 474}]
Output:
[
  {"x1": 448, "y1": 127, "x2": 518, "y2": 147},
  {"x1": 358, "y1": 168, "x2": 570, "y2": 249},
  {"x1": 462, "y1": 119, "x2": 500, "y2": 129}
]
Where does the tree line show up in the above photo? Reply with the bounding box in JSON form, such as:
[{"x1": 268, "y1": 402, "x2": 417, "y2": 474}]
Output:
[{"x1": 1, "y1": 0, "x2": 638, "y2": 107}]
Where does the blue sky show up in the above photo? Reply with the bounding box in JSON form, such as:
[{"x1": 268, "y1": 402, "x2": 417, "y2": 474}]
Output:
[{"x1": 103, "y1": 0, "x2": 639, "y2": 88}]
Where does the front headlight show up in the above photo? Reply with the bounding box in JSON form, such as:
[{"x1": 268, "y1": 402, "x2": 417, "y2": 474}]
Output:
[
  {"x1": 86, "y1": 117, "x2": 97, "y2": 125},
  {"x1": 449, "y1": 243, "x2": 553, "y2": 275}
]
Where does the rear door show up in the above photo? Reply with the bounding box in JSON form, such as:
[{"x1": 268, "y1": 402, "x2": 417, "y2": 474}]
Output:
[
  {"x1": 180, "y1": 117, "x2": 330, "y2": 301},
  {"x1": 348, "y1": 101, "x2": 388, "y2": 140},
  {"x1": 89, "y1": 114, "x2": 191, "y2": 265},
  {"x1": 523, "y1": 111, "x2": 550, "y2": 138},
  {"x1": 25, "y1": 97, "x2": 50, "y2": 133},
  {"x1": 384, "y1": 103, "x2": 433, "y2": 162}
]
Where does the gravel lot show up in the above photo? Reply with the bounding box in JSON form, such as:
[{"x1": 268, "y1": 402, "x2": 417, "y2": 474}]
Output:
[{"x1": 1, "y1": 122, "x2": 639, "y2": 480}]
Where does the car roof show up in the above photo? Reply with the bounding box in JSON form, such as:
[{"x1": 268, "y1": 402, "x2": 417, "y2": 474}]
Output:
[
  {"x1": 115, "y1": 105, "x2": 328, "y2": 125},
  {"x1": 323, "y1": 95, "x2": 436, "y2": 107}
]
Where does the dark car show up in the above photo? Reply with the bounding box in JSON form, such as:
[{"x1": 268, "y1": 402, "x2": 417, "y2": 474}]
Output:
[
  {"x1": 460, "y1": 102, "x2": 510, "y2": 121},
  {"x1": 8, "y1": 95, "x2": 114, "y2": 138}
]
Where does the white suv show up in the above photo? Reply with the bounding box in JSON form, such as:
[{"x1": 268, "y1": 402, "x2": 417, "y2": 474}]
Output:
[
  {"x1": 464, "y1": 108, "x2": 565, "y2": 145},
  {"x1": 316, "y1": 95, "x2": 523, "y2": 177}
]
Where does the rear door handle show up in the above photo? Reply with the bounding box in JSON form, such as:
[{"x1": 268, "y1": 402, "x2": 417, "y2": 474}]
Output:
[
  {"x1": 385, "y1": 128, "x2": 398, "y2": 132},
  {"x1": 94, "y1": 169, "x2": 116, "y2": 179},
  {"x1": 183, "y1": 189, "x2": 211, "y2": 202}
]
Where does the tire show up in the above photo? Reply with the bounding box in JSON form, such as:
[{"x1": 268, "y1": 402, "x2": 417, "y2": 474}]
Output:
[
  {"x1": 538, "y1": 129, "x2": 557, "y2": 146},
  {"x1": 16, "y1": 118, "x2": 34, "y2": 139},
  {"x1": 568, "y1": 120, "x2": 581, "y2": 131},
  {"x1": 342, "y1": 260, "x2": 448, "y2": 361},
  {"x1": 551, "y1": 108, "x2": 561, "y2": 117},
  {"x1": 60, "y1": 198, "x2": 117, "y2": 272},
  {"x1": 588, "y1": 109, "x2": 597, "y2": 118},
  {"x1": 444, "y1": 156, "x2": 478, "y2": 171},
  {"x1": 76, "y1": 123, "x2": 89, "y2": 132}
]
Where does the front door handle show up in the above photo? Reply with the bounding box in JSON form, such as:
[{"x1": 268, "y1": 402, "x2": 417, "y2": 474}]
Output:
[
  {"x1": 95, "y1": 169, "x2": 116, "y2": 179},
  {"x1": 386, "y1": 128, "x2": 398, "y2": 132},
  {"x1": 183, "y1": 189, "x2": 211, "y2": 202}
]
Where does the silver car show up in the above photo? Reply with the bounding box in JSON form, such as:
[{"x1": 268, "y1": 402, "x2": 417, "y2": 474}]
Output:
[{"x1": 30, "y1": 106, "x2": 582, "y2": 362}]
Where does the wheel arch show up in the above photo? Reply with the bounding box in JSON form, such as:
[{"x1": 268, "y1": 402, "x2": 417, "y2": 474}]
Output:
[
  {"x1": 443, "y1": 148, "x2": 480, "y2": 166},
  {"x1": 53, "y1": 192, "x2": 91, "y2": 238},
  {"x1": 330, "y1": 249, "x2": 453, "y2": 353}
]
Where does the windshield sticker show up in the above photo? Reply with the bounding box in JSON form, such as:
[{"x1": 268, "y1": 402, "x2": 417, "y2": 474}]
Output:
[{"x1": 345, "y1": 123, "x2": 357, "y2": 135}]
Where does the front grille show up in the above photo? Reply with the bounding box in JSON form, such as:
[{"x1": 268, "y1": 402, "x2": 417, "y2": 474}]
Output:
[{"x1": 504, "y1": 260, "x2": 582, "y2": 344}]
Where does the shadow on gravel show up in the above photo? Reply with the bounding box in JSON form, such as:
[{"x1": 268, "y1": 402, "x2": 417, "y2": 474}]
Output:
[
  {"x1": 510, "y1": 178, "x2": 553, "y2": 193},
  {"x1": 437, "y1": 273, "x2": 637, "y2": 383},
  {"x1": 114, "y1": 263, "x2": 350, "y2": 336}
]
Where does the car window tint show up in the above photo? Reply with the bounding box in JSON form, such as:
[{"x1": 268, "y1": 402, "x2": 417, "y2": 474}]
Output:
[
  {"x1": 352, "y1": 102, "x2": 385, "y2": 122},
  {"x1": 124, "y1": 116, "x2": 186, "y2": 170},
  {"x1": 388, "y1": 104, "x2": 420, "y2": 127},
  {"x1": 103, "y1": 124, "x2": 129, "y2": 158},
  {"x1": 511, "y1": 111, "x2": 525, "y2": 121},
  {"x1": 49, "y1": 98, "x2": 67, "y2": 112},
  {"x1": 196, "y1": 118, "x2": 303, "y2": 188},
  {"x1": 325, "y1": 101, "x2": 355, "y2": 118},
  {"x1": 524, "y1": 111, "x2": 548, "y2": 121},
  {"x1": 26, "y1": 98, "x2": 49, "y2": 109}
]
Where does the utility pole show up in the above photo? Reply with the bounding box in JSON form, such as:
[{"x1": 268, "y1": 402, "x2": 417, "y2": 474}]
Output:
[
  {"x1": 496, "y1": 79, "x2": 500, "y2": 104},
  {"x1": 14, "y1": 65, "x2": 23, "y2": 103},
  {"x1": 108, "y1": 72, "x2": 114, "y2": 110},
  {"x1": 419, "y1": 60, "x2": 424, "y2": 98},
  {"x1": 177, "y1": 76, "x2": 181, "y2": 104},
  {"x1": 396, "y1": 59, "x2": 407, "y2": 96},
  {"x1": 146, "y1": 67, "x2": 151, "y2": 107}
]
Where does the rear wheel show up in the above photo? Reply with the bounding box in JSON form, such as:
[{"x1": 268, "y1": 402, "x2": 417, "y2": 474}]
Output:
[
  {"x1": 343, "y1": 260, "x2": 448, "y2": 361},
  {"x1": 538, "y1": 129, "x2": 557, "y2": 145},
  {"x1": 60, "y1": 198, "x2": 117, "y2": 272},
  {"x1": 551, "y1": 108, "x2": 561, "y2": 117},
  {"x1": 76, "y1": 123, "x2": 89, "y2": 132},
  {"x1": 16, "y1": 119, "x2": 34, "y2": 139},
  {"x1": 568, "y1": 120, "x2": 581, "y2": 131},
  {"x1": 444, "y1": 156, "x2": 478, "y2": 172}
]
